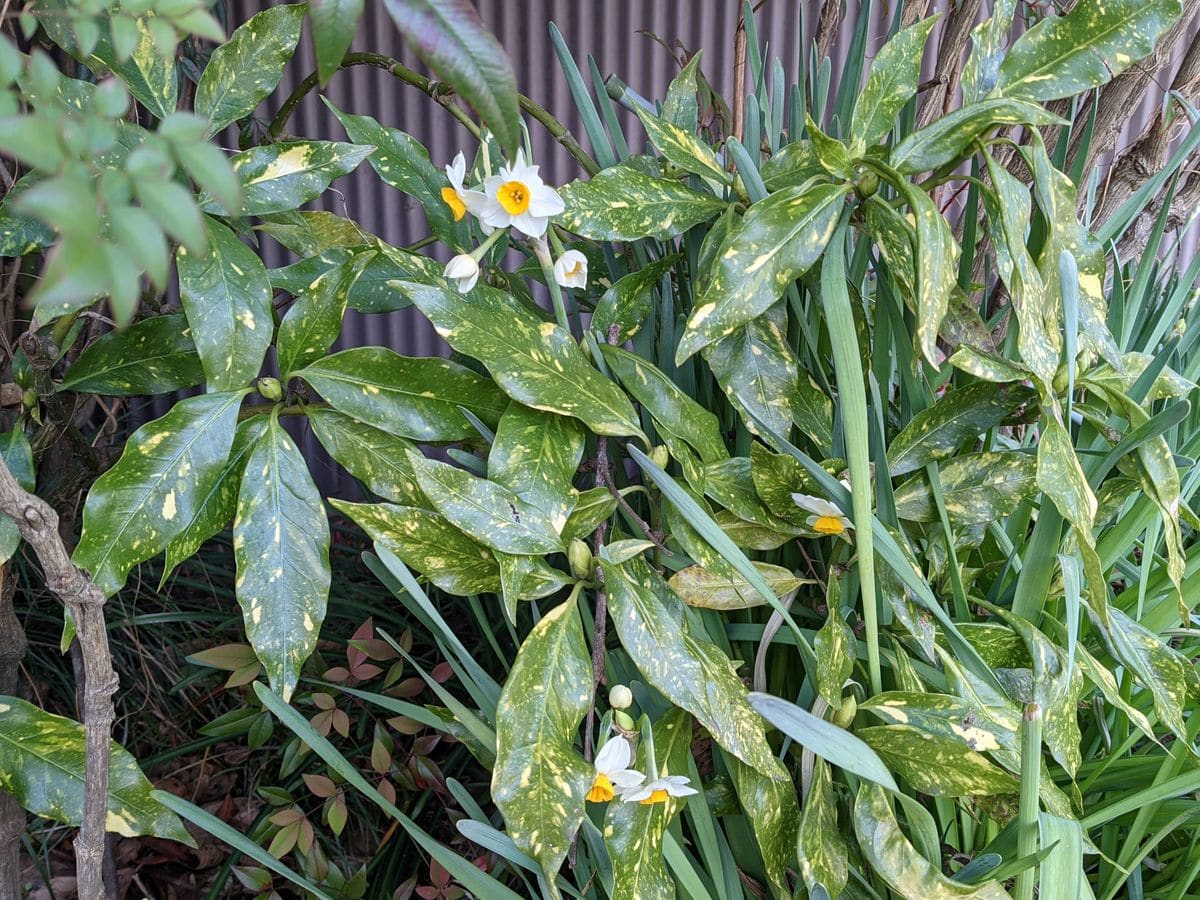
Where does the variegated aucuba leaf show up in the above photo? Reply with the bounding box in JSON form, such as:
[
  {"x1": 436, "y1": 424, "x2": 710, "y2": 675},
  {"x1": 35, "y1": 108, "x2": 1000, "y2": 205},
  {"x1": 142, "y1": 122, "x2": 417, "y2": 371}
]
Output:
[
  {"x1": 814, "y1": 592, "x2": 855, "y2": 710},
  {"x1": 556, "y1": 162, "x2": 727, "y2": 242},
  {"x1": 193, "y1": 2, "x2": 305, "y2": 135},
  {"x1": 176, "y1": 217, "x2": 273, "y2": 392},
  {"x1": 295, "y1": 347, "x2": 508, "y2": 442},
  {"x1": 407, "y1": 451, "x2": 563, "y2": 555},
  {"x1": 675, "y1": 182, "x2": 848, "y2": 363},
  {"x1": 961, "y1": 0, "x2": 1016, "y2": 103},
  {"x1": 277, "y1": 253, "x2": 370, "y2": 379},
  {"x1": 859, "y1": 725, "x2": 1019, "y2": 797},
  {"x1": 892, "y1": 178, "x2": 960, "y2": 366},
  {"x1": 604, "y1": 709, "x2": 693, "y2": 900},
  {"x1": 234, "y1": 413, "x2": 330, "y2": 702},
  {"x1": 305, "y1": 407, "x2": 423, "y2": 506},
  {"x1": 492, "y1": 597, "x2": 592, "y2": 886},
  {"x1": 727, "y1": 751, "x2": 800, "y2": 898},
  {"x1": 488, "y1": 402, "x2": 584, "y2": 535},
  {"x1": 667, "y1": 562, "x2": 808, "y2": 611},
  {"x1": 889, "y1": 98, "x2": 1065, "y2": 176},
  {"x1": 860, "y1": 692, "x2": 1018, "y2": 758},
  {"x1": 200, "y1": 141, "x2": 375, "y2": 217},
  {"x1": 888, "y1": 381, "x2": 1037, "y2": 477},
  {"x1": 74, "y1": 390, "x2": 246, "y2": 596},
  {"x1": 0, "y1": 427, "x2": 33, "y2": 564},
  {"x1": 591, "y1": 254, "x2": 678, "y2": 344},
  {"x1": 854, "y1": 782, "x2": 1013, "y2": 899},
  {"x1": 892, "y1": 451, "x2": 1037, "y2": 525},
  {"x1": 600, "y1": 345, "x2": 727, "y2": 465},
  {"x1": 561, "y1": 486, "x2": 620, "y2": 543},
  {"x1": 798, "y1": 757, "x2": 847, "y2": 900},
  {"x1": 633, "y1": 105, "x2": 728, "y2": 186},
  {"x1": 850, "y1": 15, "x2": 940, "y2": 151},
  {"x1": 0, "y1": 696, "x2": 191, "y2": 843},
  {"x1": 398, "y1": 280, "x2": 645, "y2": 439},
  {"x1": 57, "y1": 313, "x2": 205, "y2": 396},
  {"x1": 600, "y1": 554, "x2": 787, "y2": 781},
  {"x1": 1035, "y1": 418, "x2": 1096, "y2": 535},
  {"x1": 331, "y1": 500, "x2": 501, "y2": 596},
  {"x1": 994, "y1": 0, "x2": 1182, "y2": 103}
]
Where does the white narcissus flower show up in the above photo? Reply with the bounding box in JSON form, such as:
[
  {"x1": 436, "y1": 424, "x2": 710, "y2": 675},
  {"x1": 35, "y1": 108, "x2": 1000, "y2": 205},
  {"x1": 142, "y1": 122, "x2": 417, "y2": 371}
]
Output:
[
  {"x1": 441, "y1": 152, "x2": 487, "y2": 223},
  {"x1": 792, "y1": 480, "x2": 853, "y2": 538},
  {"x1": 442, "y1": 253, "x2": 480, "y2": 293},
  {"x1": 553, "y1": 249, "x2": 588, "y2": 288},
  {"x1": 586, "y1": 736, "x2": 645, "y2": 803},
  {"x1": 622, "y1": 772, "x2": 698, "y2": 806},
  {"x1": 479, "y1": 148, "x2": 565, "y2": 237}
]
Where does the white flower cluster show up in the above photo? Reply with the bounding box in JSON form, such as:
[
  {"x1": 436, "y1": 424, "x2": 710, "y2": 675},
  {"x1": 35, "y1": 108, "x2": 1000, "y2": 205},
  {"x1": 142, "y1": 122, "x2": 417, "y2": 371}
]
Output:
[{"x1": 586, "y1": 736, "x2": 698, "y2": 807}]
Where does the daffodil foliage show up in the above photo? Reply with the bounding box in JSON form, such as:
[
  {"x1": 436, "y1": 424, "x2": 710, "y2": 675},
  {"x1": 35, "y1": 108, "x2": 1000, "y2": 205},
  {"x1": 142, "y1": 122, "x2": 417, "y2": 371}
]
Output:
[{"x1": 6, "y1": 0, "x2": 1200, "y2": 898}]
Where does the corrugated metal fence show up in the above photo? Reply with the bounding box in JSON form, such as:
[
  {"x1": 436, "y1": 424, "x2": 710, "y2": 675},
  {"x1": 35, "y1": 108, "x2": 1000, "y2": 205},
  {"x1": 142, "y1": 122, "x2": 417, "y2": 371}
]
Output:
[{"x1": 219, "y1": 0, "x2": 1199, "y2": 494}]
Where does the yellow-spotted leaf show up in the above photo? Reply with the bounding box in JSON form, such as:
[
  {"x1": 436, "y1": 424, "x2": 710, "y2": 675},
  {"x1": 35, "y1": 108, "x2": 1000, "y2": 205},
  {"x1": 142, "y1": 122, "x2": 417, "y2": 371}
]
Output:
[
  {"x1": 592, "y1": 254, "x2": 678, "y2": 343},
  {"x1": 296, "y1": 347, "x2": 507, "y2": 442},
  {"x1": 893, "y1": 179, "x2": 960, "y2": 365},
  {"x1": 600, "y1": 554, "x2": 786, "y2": 780},
  {"x1": 634, "y1": 105, "x2": 727, "y2": 185},
  {"x1": 893, "y1": 451, "x2": 1037, "y2": 525},
  {"x1": 961, "y1": 0, "x2": 1016, "y2": 102},
  {"x1": 668, "y1": 562, "x2": 808, "y2": 611},
  {"x1": 851, "y1": 15, "x2": 940, "y2": 149},
  {"x1": 604, "y1": 709, "x2": 693, "y2": 900},
  {"x1": 74, "y1": 390, "x2": 245, "y2": 595},
  {"x1": 815, "y1": 597, "x2": 855, "y2": 709},
  {"x1": 854, "y1": 782, "x2": 1012, "y2": 899},
  {"x1": 331, "y1": 500, "x2": 501, "y2": 595},
  {"x1": 861, "y1": 692, "x2": 1017, "y2": 758},
  {"x1": 488, "y1": 402, "x2": 584, "y2": 535},
  {"x1": 306, "y1": 407, "x2": 423, "y2": 506},
  {"x1": 1036, "y1": 418, "x2": 1095, "y2": 535},
  {"x1": 234, "y1": 414, "x2": 330, "y2": 702},
  {"x1": 0, "y1": 428, "x2": 32, "y2": 563},
  {"x1": 58, "y1": 313, "x2": 204, "y2": 396},
  {"x1": 0, "y1": 696, "x2": 191, "y2": 842},
  {"x1": 399, "y1": 280, "x2": 644, "y2": 439},
  {"x1": 995, "y1": 0, "x2": 1181, "y2": 102},
  {"x1": 194, "y1": 3, "x2": 306, "y2": 135},
  {"x1": 176, "y1": 218, "x2": 273, "y2": 392},
  {"x1": 858, "y1": 726, "x2": 1019, "y2": 797},
  {"x1": 798, "y1": 757, "x2": 848, "y2": 900},
  {"x1": 727, "y1": 752, "x2": 800, "y2": 897},
  {"x1": 557, "y1": 162, "x2": 727, "y2": 241},
  {"x1": 676, "y1": 182, "x2": 848, "y2": 362},
  {"x1": 600, "y1": 345, "x2": 727, "y2": 465},
  {"x1": 492, "y1": 598, "x2": 592, "y2": 885},
  {"x1": 201, "y1": 142, "x2": 375, "y2": 217},
  {"x1": 407, "y1": 451, "x2": 563, "y2": 555},
  {"x1": 561, "y1": 486, "x2": 620, "y2": 543},
  {"x1": 277, "y1": 253, "x2": 369, "y2": 378}
]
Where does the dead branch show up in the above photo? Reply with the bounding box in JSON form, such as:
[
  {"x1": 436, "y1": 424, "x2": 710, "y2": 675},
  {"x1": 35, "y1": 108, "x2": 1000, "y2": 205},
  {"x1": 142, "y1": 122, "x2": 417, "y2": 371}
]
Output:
[
  {"x1": 815, "y1": 0, "x2": 843, "y2": 66},
  {"x1": 917, "y1": 0, "x2": 984, "y2": 129}
]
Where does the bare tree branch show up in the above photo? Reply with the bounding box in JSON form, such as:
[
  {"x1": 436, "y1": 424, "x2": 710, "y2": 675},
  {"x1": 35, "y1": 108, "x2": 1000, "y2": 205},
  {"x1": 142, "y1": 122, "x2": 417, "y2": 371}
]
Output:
[
  {"x1": 0, "y1": 457, "x2": 116, "y2": 900},
  {"x1": 901, "y1": 0, "x2": 934, "y2": 29},
  {"x1": 815, "y1": 0, "x2": 843, "y2": 66},
  {"x1": 916, "y1": 0, "x2": 984, "y2": 129},
  {"x1": 0, "y1": 565, "x2": 24, "y2": 899}
]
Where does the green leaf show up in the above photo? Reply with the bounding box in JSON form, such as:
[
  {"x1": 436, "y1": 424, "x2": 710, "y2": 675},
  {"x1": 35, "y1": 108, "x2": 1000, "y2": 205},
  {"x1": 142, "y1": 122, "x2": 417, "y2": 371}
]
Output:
[
  {"x1": 962, "y1": 0, "x2": 1016, "y2": 103},
  {"x1": 815, "y1": 598, "x2": 855, "y2": 709},
  {"x1": 408, "y1": 451, "x2": 563, "y2": 555},
  {"x1": 888, "y1": 382, "x2": 1036, "y2": 476},
  {"x1": 58, "y1": 314, "x2": 203, "y2": 396},
  {"x1": 0, "y1": 428, "x2": 33, "y2": 563},
  {"x1": 859, "y1": 726, "x2": 1019, "y2": 797},
  {"x1": 861, "y1": 692, "x2": 1017, "y2": 758},
  {"x1": 306, "y1": 407, "x2": 422, "y2": 506},
  {"x1": 851, "y1": 16, "x2": 940, "y2": 149},
  {"x1": 177, "y1": 218, "x2": 273, "y2": 392},
  {"x1": 296, "y1": 347, "x2": 507, "y2": 442},
  {"x1": 995, "y1": 0, "x2": 1182, "y2": 102},
  {"x1": 634, "y1": 105, "x2": 727, "y2": 184},
  {"x1": 0, "y1": 696, "x2": 191, "y2": 842},
  {"x1": 310, "y1": 0, "x2": 363, "y2": 86},
  {"x1": 557, "y1": 163, "x2": 727, "y2": 241},
  {"x1": 257, "y1": 210, "x2": 374, "y2": 257},
  {"x1": 277, "y1": 253, "x2": 368, "y2": 378},
  {"x1": 604, "y1": 709, "x2": 693, "y2": 900},
  {"x1": 332, "y1": 500, "x2": 501, "y2": 595},
  {"x1": 890, "y1": 98, "x2": 1065, "y2": 175},
  {"x1": 234, "y1": 414, "x2": 331, "y2": 701},
  {"x1": 853, "y1": 782, "x2": 1012, "y2": 898},
  {"x1": 798, "y1": 758, "x2": 848, "y2": 899},
  {"x1": 492, "y1": 597, "x2": 592, "y2": 882},
  {"x1": 600, "y1": 345, "x2": 726, "y2": 464},
  {"x1": 894, "y1": 179, "x2": 961, "y2": 365},
  {"x1": 806, "y1": 115, "x2": 855, "y2": 179},
  {"x1": 381, "y1": 0, "x2": 520, "y2": 154},
  {"x1": 561, "y1": 486, "x2": 619, "y2": 543},
  {"x1": 1036, "y1": 418, "x2": 1096, "y2": 534},
  {"x1": 677, "y1": 182, "x2": 848, "y2": 361},
  {"x1": 592, "y1": 253, "x2": 678, "y2": 343},
  {"x1": 74, "y1": 390, "x2": 245, "y2": 595},
  {"x1": 324, "y1": 99, "x2": 463, "y2": 247},
  {"x1": 202, "y1": 142, "x2": 375, "y2": 217},
  {"x1": 703, "y1": 302, "x2": 799, "y2": 438},
  {"x1": 726, "y1": 752, "x2": 800, "y2": 898},
  {"x1": 600, "y1": 554, "x2": 785, "y2": 780},
  {"x1": 0, "y1": 178, "x2": 54, "y2": 257},
  {"x1": 163, "y1": 416, "x2": 267, "y2": 578},
  {"x1": 893, "y1": 451, "x2": 1037, "y2": 524},
  {"x1": 399, "y1": 280, "x2": 644, "y2": 439},
  {"x1": 667, "y1": 562, "x2": 807, "y2": 611},
  {"x1": 488, "y1": 402, "x2": 584, "y2": 534},
  {"x1": 194, "y1": 3, "x2": 306, "y2": 135}
]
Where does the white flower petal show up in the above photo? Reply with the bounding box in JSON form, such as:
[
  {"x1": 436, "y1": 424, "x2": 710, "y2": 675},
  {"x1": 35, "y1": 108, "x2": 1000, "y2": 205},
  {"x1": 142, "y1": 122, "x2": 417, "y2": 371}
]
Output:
[
  {"x1": 528, "y1": 183, "x2": 565, "y2": 217},
  {"x1": 594, "y1": 736, "x2": 630, "y2": 773},
  {"x1": 553, "y1": 250, "x2": 588, "y2": 289},
  {"x1": 792, "y1": 493, "x2": 841, "y2": 517},
  {"x1": 512, "y1": 211, "x2": 548, "y2": 237},
  {"x1": 609, "y1": 769, "x2": 646, "y2": 789},
  {"x1": 446, "y1": 152, "x2": 466, "y2": 190}
]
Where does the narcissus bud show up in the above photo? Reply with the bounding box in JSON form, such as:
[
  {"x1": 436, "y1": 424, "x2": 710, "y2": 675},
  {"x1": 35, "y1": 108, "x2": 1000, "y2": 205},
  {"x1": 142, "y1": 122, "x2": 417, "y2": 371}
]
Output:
[
  {"x1": 257, "y1": 377, "x2": 283, "y2": 401},
  {"x1": 832, "y1": 695, "x2": 857, "y2": 728},
  {"x1": 854, "y1": 170, "x2": 880, "y2": 200},
  {"x1": 608, "y1": 683, "x2": 633, "y2": 710},
  {"x1": 568, "y1": 538, "x2": 593, "y2": 580},
  {"x1": 649, "y1": 445, "x2": 669, "y2": 469},
  {"x1": 613, "y1": 710, "x2": 636, "y2": 731}
]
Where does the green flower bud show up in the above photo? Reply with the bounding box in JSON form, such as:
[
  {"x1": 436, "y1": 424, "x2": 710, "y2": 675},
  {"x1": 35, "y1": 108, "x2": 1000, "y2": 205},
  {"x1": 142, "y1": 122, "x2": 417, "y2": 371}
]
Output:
[
  {"x1": 832, "y1": 695, "x2": 857, "y2": 728},
  {"x1": 854, "y1": 170, "x2": 879, "y2": 200},
  {"x1": 613, "y1": 710, "x2": 636, "y2": 731},
  {"x1": 608, "y1": 683, "x2": 633, "y2": 710},
  {"x1": 257, "y1": 377, "x2": 283, "y2": 401},
  {"x1": 568, "y1": 538, "x2": 593, "y2": 580},
  {"x1": 649, "y1": 445, "x2": 670, "y2": 469}
]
